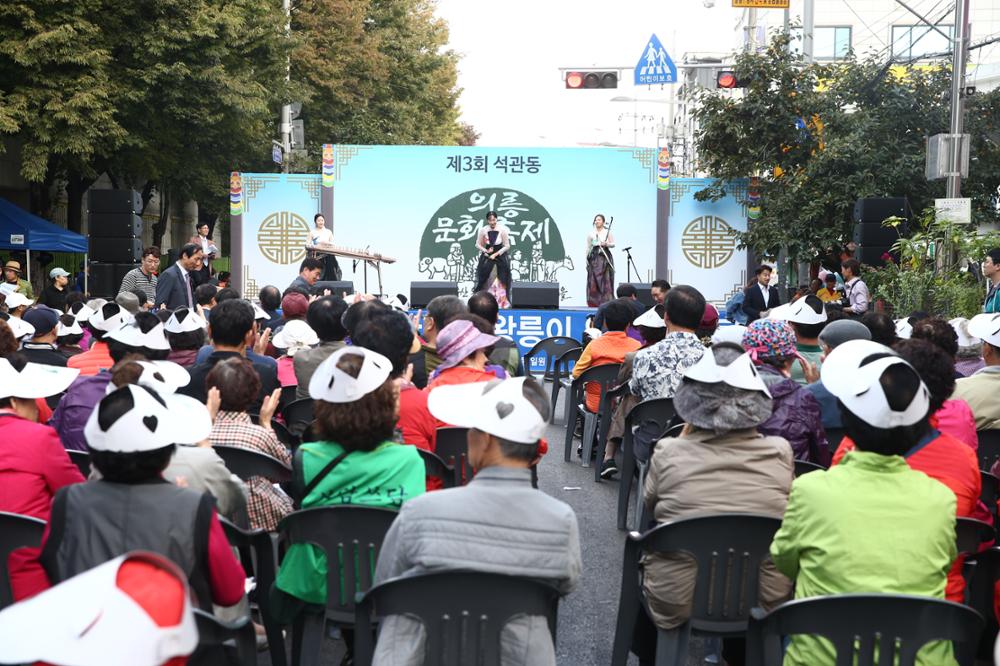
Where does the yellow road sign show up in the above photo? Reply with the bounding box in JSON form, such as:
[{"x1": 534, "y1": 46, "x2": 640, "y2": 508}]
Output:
[{"x1": 733, "y1": 0, "x2": 790, "y2": 7}]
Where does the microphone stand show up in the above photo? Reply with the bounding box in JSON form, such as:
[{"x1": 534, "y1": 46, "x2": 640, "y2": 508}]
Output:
[{"x1": 622, "y1": 246, "x2": 641, "y2": 283}]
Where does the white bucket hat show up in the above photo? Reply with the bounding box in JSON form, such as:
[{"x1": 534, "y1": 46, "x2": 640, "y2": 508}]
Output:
[
  {"x1": 89, "y1": 302, "x2": 133, "y2": 333},
  {"x1": 85, "y1": 384, "x2": 210, "y2": 452},
  {"x1": 711, "y1": 324, "x2": 748, "y2": 346},
  {"x1": 0, "y1": 552, "x2": 197, "y2": 666},
  {"x1": 634, "y1": 306, "x2": 666, "y2": 329},
  {"x1": 968, "y1": 313, "x2": 1000, "y2": 348},
  {"x1": 5, "y1": 316, "x2": 34, "y2": 341},
  {"x1": 3, "y1": 292, "x2": 31, "y2": 310},
  {"x1": 682, "y1": 348, "x2": 771, "y2": 396},
  {"x1": 427, "y1": 377, "x2": 549, "y2": 444},
  {"x1": 895, "y1": 318, "x2": 913, "y2": 339},
  {"x1": 163, "y1": 307, "x2": 206, "y2": 334},
  {"x1": 272, "y1": 319, "x2": 319, "y2": 354},
  {"x1": 69, "y1": 302, "x2": 97, "y2": 322},
  {"x1": 0, "y1": 358, "x2": 78, "y2": 399},
  {"x1": 769, "y1": 297, "x2": 827, "y2": 325},
  {"x1": 949, "y1": 317, "x2": 979, "y2": 348},
  {"x1": 820, "y1": 339, "x2": 929, "y2": 429},
  {"x1": 308, "y1": 346, "x2": 392, "y2": 403},
  {"x1": 56, "y1": 314, "x2": 84, "y2": 337},
  {"x1": 105, "y1": 319, "x2": 170, "y2": 351},
  {"x1": 132, "y1": 360, "x2": 192, "y2": 395}
]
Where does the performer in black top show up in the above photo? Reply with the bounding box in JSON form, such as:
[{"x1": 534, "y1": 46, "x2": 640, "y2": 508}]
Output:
[{"x1": 474, "y1": 211, "x2": 512, "y2": 307}]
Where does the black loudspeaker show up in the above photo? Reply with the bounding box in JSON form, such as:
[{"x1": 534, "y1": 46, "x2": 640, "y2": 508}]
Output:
[
  {"x1": 853, "y1": 197, "x2": 911, "y2": 224},
  {"x1": 89, "y1": 213, "x2": 143, "y2": 238},
  {"x1": 312, "y1": 280, "x2": 354, "y2": 297},
  {"x1": 853, "y1": 223, "x2": 903, "y2": 247},
  {"x1": 410, "y1": 281, "x2": 458, "y2": 308},
  {"x1": 88, "y1": 189, "x2": 141, "y2": 214},
  {"x1": 857, "y1": 246, "x2": 895, "y2": 266},
  {"x1": 620, "y1": 282, "x2": 654, "y2": 307},
  {"x1": 89, "y1": 262, "x2": 139, "y2": 297},
  {"x1": 89, "y1": 237, "x2": 142, "y2": 263},
  {"x1": 512, "y1": 281, "x2": 559, "y2": 309}
]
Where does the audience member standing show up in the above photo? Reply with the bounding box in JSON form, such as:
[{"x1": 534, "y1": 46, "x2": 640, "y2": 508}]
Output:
[
  {"x1": 154, "y1": 243, "x2": 203, "y2": 311},
  {"x1": 117, "y1": 246, "x2": 160, "y2": 305},
  {"x1": 770, "y1": 339, "x2": 957, "y2": 665},
  {"x1": 741, "y1": 265, "x2": 781, "y2": 323},
  {"x1": 841, "y1": 258, "x2": 870, "y2": 316},
  {"x1": 36, "y1": 268, "x2": 71, "y2": 312},
  {"x1": 373, "y1": 377, "x2": 581, "y2": 665}
]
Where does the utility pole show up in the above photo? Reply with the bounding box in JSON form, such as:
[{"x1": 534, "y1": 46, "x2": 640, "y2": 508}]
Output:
[
  {"x1": 747, "y1": 8, "x2": 758, "y2": 52},
  {"x1": 946, "y1": 0, "x2": 971, "y2": 198},
  {"x1": 280, "y1": 0, "x2": 292, "y2": 174},
  {"x1": 803, "y1": 0, "x2": 815, "y2": 62}
]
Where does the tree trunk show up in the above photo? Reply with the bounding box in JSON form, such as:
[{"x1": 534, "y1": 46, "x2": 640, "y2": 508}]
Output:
[
  {"x1": 139, "y1": 180, "x2": 156, "y2": 216},
  {"x1": 152, "y1": 184, "x2": 169, "y2": 251}
]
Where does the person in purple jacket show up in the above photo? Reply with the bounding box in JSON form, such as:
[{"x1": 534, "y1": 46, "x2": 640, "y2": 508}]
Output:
[{"x1": 742, "y1": 318, "x2": 829, "y2": 464}]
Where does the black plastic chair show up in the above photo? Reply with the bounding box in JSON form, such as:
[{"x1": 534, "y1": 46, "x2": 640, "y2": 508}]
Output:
[
  {"x1": 980, "y1": 470, "x2": 999, "y2": 528},
  {"x1": 67, "y1": 449, "x2": 91, "y2": 478},
  {"x1": 213, "y1": 444, "x2": 292, "y2": 485},
  {"x1": 219, "y1": 517, "x2": 285, "y2": 666},
  {"x1": 277, "y1": 506, "x2": 399, "y2": 666},
  {"x1": 794, "y1": 460, "x2": 825, "y2": 477},
  {"x1": 0, "y1": 511, "x2": 45, "y2": 610},
  {"x1": 956, "y1": 516, "x2": 994, "y2": 556},
  {"x1": 189, "y1": 608, "x2": 257, "y2": 666},
  {"x1": 562, "y1": 363, "x2": 621, "y2": 466},
  {"x1": 283, "y1": 398, "x2": 316, "y2": 438},
  {"x1": 418, "y1": 448, "x2": 457, "y2": 489},
  {"x1": 522, "y1": 336, "x2": 582, "y2": 382},
  {"x1": 976, "y1": 429, "x2": 1000, "y2": 472},
  {"x1": 246, "y1": 414, "x2": 301, "y2": 450},
  {"x1": 617, "y1": 398, "x2": 675, "y2": 531},
  {"x1": 745, "y1": 593, "x2": 983, "y2": 666},
  {"x1": 963, "y1": 546, "x2": 1000, "y2": 659},
  {"x1": 549, "y1": 346, "x2": 583, "y2": 423},
  {"x1": 435, "y1": 427, "x2": 473, "y2": 486},
  {"x1": 611, "y1": 513, "x2": 783, "y2": 666},
  {"x1": 353, "y1": 571, "x2": 560, "y2": 666}
]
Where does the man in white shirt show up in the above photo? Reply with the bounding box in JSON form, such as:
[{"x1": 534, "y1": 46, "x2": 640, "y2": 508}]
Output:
[
  {"x1": 741, "y1": 265, "x2": 781, "y2": 323},
  {"x1": 841, "y1": 258, "x2": 870, "y2": 316}
]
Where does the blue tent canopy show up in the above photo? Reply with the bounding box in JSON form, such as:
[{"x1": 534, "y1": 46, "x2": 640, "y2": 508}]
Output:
[{"x1": 0, "y1": 197, "x2": 88, "y2": 253}]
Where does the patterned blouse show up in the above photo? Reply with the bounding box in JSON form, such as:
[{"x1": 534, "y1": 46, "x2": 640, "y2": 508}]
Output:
[
  {"x1": 210, "y1": 411, "x2": 293, "y2": 531},
  {"x1": 629, "y1": 331, "x2": 706, "y2": 402}
]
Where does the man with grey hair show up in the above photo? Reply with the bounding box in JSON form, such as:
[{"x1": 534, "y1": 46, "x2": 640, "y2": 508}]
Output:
[
  {"x1": 805, "y1": 318, "x2": 873, "y2": 428},
  {"x1": 409, "y1": 294, "x2": 467, "y2": 388},
  {"x1": 373, "y1": 377, "x2": 582, "y2": 665}
]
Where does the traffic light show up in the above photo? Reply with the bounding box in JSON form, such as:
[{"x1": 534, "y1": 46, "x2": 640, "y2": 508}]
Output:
[
  {"x1": 565, "y1": 71, "x2": 618, "y2": 89},
  {"x1": 715, "y1": 70, "x2": 745, "y2": 89}
]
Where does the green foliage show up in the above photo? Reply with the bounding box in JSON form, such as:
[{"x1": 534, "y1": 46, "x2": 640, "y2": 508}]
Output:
[
  {"x1": 863, "y1": 209, "x2": 1000, "y2": 318},
  {"x1": 693, "y1": 32, "x2": 1000, "y2": 266}
]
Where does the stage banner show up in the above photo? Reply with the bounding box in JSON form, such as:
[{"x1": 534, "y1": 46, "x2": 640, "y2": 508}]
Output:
[
  {"x1": 233, "y1": 146, "x2": 665, "y2": 304},
  {"x1": 666, "y1": 178, "x2": 750, "y2": 307}
]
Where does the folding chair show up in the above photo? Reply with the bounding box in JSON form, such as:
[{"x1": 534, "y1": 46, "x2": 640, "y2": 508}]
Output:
[
  {"x1": 213, "y1": 444, "x2": 292, "y2": 485},
  {"x1": 434, "y1": 427, "x2": 473, "y2": 486},
  {"x1": 616, "y1": 399, "x2": 675, "y2": 530},
  {"x1": 189, "y1": 608, "x2": 257, "y2": 666},
  {"x1": 549, "y1": 347, "x2": 583, "y2": 423},
  {"x1": 522, "y1": 336, "x2": 582, "y2": 382},
  {"x1": 976, "y1": 429, "x2": 1000, "y2": 472},
  {"x1": 67, "y1": 449, "x2": 91, "y2": 478},
  {"x1": 0, "y1": 511, "x2": 45, "y2": 610},
  {"x1": 417, "y1": 448, "x2": 456, "y2": 489}
]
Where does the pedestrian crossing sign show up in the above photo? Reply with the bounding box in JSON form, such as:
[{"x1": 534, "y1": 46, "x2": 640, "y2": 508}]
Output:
[{"x1": 634, "y1": 34, "x2": 677, "y2": 85}]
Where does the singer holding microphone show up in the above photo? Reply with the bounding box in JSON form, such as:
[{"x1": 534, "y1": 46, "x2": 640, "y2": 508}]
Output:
[{"x1": 586, "y1": 213, "x2": 615, "y2": 306}]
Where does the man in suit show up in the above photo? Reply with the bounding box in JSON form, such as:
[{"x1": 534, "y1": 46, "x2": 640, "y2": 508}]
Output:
[
  {"x1": 742, "y1": 264, "x2": 781, "y2": 323},
  {"x1": 155, "y1": 243, "x2": 204, "y2": 311}
]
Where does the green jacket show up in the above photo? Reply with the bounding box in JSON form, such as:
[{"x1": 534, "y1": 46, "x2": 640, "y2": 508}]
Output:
[
  {"x1": 274, "y1": 439, "x2": 425, "y2": 604},
  {"x1": 770, "y1": 450, "x2": 957, "y2": 666},
  {"x1": 985, "y1": 283, "x2": 1000, "y2": 313}
]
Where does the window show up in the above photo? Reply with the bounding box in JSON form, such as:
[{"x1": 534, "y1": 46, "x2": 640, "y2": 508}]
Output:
[
  {"x1": 791, "y1": 26, "x2": 852, "y2": 60},
  {"x1": 891, "y1": 24, "x2": 954, "y2": 60}
]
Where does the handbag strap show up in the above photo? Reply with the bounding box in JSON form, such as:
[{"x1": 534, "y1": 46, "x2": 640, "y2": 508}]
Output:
[{"x1": 298, "y1": 449, "x2": 350, "y2": 505}]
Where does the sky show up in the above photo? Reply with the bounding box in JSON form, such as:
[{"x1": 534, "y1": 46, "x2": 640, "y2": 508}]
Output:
[{"x1": 434, "y1": 0, "x2": 766, "y2": 147}]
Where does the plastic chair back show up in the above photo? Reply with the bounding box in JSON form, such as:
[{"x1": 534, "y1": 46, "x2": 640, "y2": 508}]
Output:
[
  {"x1": 611, "y1": 513, "x2": 783, "y2": 666},
  {"x1": 435, "y1": 427, "x2": 473, "y2": 486},
  {"x1": 522, "y1": 336, "x2": 582, "y2": 381},
  {"x1": 283, "y1": 398, "x2": 316, "y2": 437},
  {"x1": 618, "y1": 398, "x2": 675, "y2": 530},
  {"x1": 278, "y1": 506, "x2": 398, "y2": 625},
  {"x1": 354, "y1": 571, "x2": 560, "y2": 666},
  {"x1": 746, "y1": 594, "x2": 983, "y2": 666},
  {"x1": 0, "y1": 511, "x2": 45, "y2": 610},
  {"x1": 189, "y1": 608, "x2": 256, "y2": 666},
  {"x1": 794, "y1": 460, "x2": 825, "y2": 477},
  {"x1": 549, "y1": 346, "x2": 583, "y2": 422},
  {"x1": 980, "y1": 471, "x2": 999, "y2": 526},
  {"x1": 213, "y1": 444, "x2": 292, "y2": 484},
  {"x1": 67, "y1": 449, "x2": 91, "y2": 478},
  {"x1": 956, "y1": 517, "x2": 994, "y2": 556},
  {"x1": 418, "y1": 448, "x2": 457, "y2": 489},
  {"x1": 964, "y1": 547, "x2": 1000, "y2": 659},
  {"x1": 976, "y1": 429, "x2": 1000, "y2": 472}
]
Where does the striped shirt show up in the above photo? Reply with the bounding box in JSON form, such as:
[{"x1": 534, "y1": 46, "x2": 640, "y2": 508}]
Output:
[{"x1": 118, "y1": 268, "x2": 157, "y2": 304}]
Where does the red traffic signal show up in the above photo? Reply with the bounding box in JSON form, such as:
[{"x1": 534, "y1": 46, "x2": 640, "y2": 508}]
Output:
[
  {"x1": 565, "y1": 71, "x2": 618, "y2": 89},
  {"x1": 716, "y1": 70, "x2": 744, "y2": 89}
]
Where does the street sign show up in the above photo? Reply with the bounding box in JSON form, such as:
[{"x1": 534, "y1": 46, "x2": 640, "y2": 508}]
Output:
[
  {"x1": 733, "y1": 0, "x2": 790, "y2": 7},
  {"x1": 634, "y1": 34, "x2": 677, "y2": 85},
  {"x1": 936, "y1": 197, "x2": 972, "y2": 225},
  {"x1": 272, "y1": 144, "x2": 282, "y2": 165}
]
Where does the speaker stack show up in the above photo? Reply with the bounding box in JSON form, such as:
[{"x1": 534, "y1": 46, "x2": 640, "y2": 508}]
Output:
[
  {"x1": 620, "y1": 282, "x2": 654, "y2": 307},
  {"x1": 852, "y1": 197, "x2": 911, "y2": 266},
  {"x1": 410, "y1": 281, "x2": 459, "y2": 308},
  {"x1": 88, "y1": 189, "x2": 143, "y2": 297},
  {"x1": 511, "y1": 281, "x2": 560, "y2": 309}
]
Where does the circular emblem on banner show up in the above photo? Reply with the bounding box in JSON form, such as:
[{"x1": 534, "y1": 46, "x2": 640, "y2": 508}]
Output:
[
  {"x1": 681, "y1": 216, "x2": 736, "y2": 269},
  {"x1": 258, "y1": 212, "x2": 311, "y2": 264}
]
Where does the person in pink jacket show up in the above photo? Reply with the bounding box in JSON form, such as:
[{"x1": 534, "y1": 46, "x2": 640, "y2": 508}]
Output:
[
  {"x1": 0, "y1": 354, "x2": 84, "y2": 521},
  {"x1": 912, "y1": 317, "x2": 978, "y2": 449}
]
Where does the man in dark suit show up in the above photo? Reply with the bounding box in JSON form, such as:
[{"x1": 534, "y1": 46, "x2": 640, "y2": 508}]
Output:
[
  {"x1": 179, "y1": 299, "x2": 278, "y2": 414},
  {"x1": 742, "y1": 264, "x2": 781, "y2": 323},
  {"x1": 155, "y1": 243, "x2": 204, "y2": 311}
]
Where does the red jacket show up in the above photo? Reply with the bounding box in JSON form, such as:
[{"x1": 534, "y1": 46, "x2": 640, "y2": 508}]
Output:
[
  {"x1": 0, "y1": 413, "x2": 84, "y2": 521},
  {"x1": 67, "y1": 341, "x2": 114, "y2": 377}
]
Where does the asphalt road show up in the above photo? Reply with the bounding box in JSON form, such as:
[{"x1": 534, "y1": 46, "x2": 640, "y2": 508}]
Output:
[{"x1": 258, "y1": 386, "x2": 709, "y2": 665}]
